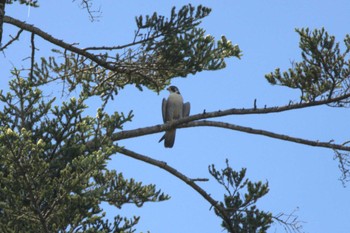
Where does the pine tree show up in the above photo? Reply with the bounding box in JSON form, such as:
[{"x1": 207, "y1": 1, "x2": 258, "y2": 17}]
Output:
[{"x1": 1, "y1": 1, "x2": 350, "y2": 233}]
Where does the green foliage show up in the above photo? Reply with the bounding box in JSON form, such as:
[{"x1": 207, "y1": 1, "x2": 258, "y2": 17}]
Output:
[
  {"x1": 209, "y1": 160, "x2": 273, "y2": 233},
  {"x1": 0, "y1": 71, "x2": 169, "y2": 232},
  {"x1": 265, "y1": 28, "x2": 350, "y2": 104},
  {"x1": 134, "y1": 4, "x2": 241, "y2": 78},
  {"x1": 5, "y1": 0, "x2": 39, "y2": 7},
  {"x1": 0, "y1": 4, "x2": 242, "y2": 232},
  {"x1": 32, "y1": 4, "x2": 241, "y2": 105}
]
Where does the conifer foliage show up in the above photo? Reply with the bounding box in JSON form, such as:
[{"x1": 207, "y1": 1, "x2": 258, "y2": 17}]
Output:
[{"x1": 1, "y1": 1, "x2": 350, "y2": 233}]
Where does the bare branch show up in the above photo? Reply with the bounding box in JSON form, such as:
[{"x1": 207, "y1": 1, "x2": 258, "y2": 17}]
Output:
[
  {"x1": 184, "y1": 120, "x2": 350, "y2": 152},
  {"x1": 190, "y1": 178, "x2": 209, "y2": 182},
  {"x1": 82, "y1": 31, "x2": 165, "y2": 51},
  {"x1": 77, "y1": 0, "x2": 102, "y2": 22},
  {"x1": 333, "y1": 150, "x2": 350, "y2": 185},
  {"x1": 3, "y1": 15, "x2": 118, "y2": 71},
  {"x1": 0, "y1": 28, "x2": 23, "y2": 51},
  {"x1": 273, "y1": 208, "x2": 304, "y2": 233},
  {"x1": 82, "y1": 39, "x2": 156, "y2": 51},
  {"x1": 117, "y1": 147, "x2": 234, "y2": 232},
  {"x1": 0, "y1": 0, "x2": 5, "y2": 45},
  {"x1": 30, "y1": 32, "x2": 35, "y2": 79},
  {"x1": 3, "y1": 15, "x2": 166, "y2": 73}
]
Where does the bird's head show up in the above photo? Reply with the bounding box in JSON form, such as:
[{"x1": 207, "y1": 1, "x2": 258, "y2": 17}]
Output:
[{"x1": 167, "y1": 86, "x2": 181, "y2": 94}]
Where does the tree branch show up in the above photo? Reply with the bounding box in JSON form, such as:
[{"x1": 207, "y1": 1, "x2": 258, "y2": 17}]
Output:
[
  {"x1": 117, "y1": 147, "x2": 235, "y2": 232},
  {"x1": 113, "y1": 96, "x2": 350, "y2": 152},
  {"x1": 183, "y1": 120, "x2": 350, "y2": 151},
  {"x1": 76, "y1": 0, "x2": 101, "y2": 22},
  {"x1": 3, "y1": 15, "x2": 169, "y2": 74},
  {"x1": 30, "y1": 32, "x2": 35, "y2": 79},
  {"x1": 0, "y1": 28, "x2": 23, "y2": 51},
  {"x1": 0, "y1": 0, "x2": 5, "y2": 45},
  {"x1": 3, "y1": 15, "x2": 118, "y2": 71}
]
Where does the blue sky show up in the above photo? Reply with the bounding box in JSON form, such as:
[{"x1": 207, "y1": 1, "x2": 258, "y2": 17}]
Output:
[{"x1": 3, "y1": 1, "x2": 350, "y2": 232}]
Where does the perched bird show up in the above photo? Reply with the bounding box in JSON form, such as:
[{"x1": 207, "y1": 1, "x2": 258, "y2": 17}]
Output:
[{"x1": 159, "y1": 86, "x2": 190, "y2": 148}]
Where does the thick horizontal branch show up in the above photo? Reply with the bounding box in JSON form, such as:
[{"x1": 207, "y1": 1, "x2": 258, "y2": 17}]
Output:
[
  {"x1": 113, "y1": 95, "x2": 350, "y2": 152},
  {"x1": 183, "y1": 120, "x2": 350, "y2": 151},
  {"x1": 118, "y1": 147, "x2": 233, "y2": 231}
]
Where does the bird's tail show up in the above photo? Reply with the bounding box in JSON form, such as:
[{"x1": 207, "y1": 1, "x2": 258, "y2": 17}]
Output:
[{"x1": 158, "y1": 129, "x2": 176, "y2": 148}]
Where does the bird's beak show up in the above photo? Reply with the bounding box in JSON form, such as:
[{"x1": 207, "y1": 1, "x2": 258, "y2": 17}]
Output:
[{"x1": 166, "y1": 87, "x2": 171, "y2": 91}]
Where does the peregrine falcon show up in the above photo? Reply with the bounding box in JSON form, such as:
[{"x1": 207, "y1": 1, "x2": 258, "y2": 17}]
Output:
[{"x1": 159, "y1": 86, "x2": 190, "y2": 148}]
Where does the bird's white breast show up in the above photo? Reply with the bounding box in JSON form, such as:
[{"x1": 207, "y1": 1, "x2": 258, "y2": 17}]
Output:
[
  {"x1": 167, "y1": 93, "x2": 183, "y2": 120},
  {"x1": 168, "y1": 93, "x2": 183, "y2": 103}
]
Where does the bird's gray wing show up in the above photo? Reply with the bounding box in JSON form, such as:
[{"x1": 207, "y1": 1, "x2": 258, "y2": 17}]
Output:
[
  {"x1": 183, "y1": 102, "x2": 190, "y2": 118},
  {"x1": 161, "y1": 98, "x2": 167, "y2": 123}
]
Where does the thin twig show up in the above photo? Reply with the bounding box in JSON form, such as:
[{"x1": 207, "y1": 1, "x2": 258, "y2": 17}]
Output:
[
  {"x1": 190, "y1": 178, "x2": 209, "y2": 182},
  {"x1": 0, "y1": 29, "x2": 23, "y2": 51},
  {"x1": 79, "y1": 0, "x2": 101, "y2": 22}
]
